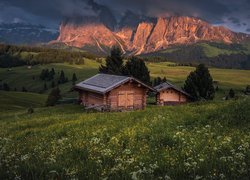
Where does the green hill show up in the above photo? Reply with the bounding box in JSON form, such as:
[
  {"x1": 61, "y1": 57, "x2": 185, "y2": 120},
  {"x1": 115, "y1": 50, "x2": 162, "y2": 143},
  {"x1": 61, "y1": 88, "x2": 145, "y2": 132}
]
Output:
[
  {"x1": 0, "y1": 92, "x2": 249, "y2": 179},
  {"x1": 1, "y1": 61, "x2": 250, "y2": 99},
  {"x1": 0, "y1": 91, "x2": 47, "y2": 111},
  {"x1": 143, "y1": 42, "x2": 250, "y2": 69}
]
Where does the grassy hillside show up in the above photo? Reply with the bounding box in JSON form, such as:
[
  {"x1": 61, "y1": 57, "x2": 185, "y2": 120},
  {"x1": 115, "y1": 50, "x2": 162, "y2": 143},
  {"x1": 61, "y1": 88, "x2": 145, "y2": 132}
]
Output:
[
  {"x1": 143, "y1": 42, "x2": 250, "y2": 69},
  {"x1": 0, "y1": 59, "x2": 100, "y2": 97},
  {"x1": 1, "y1": 60, "x2": 249, "y2": 100},
  {"x1": 154, "y1": 42, "x2": 250, "y2": 57},
  {"x1": 0, "y1": 93, "x2": 249, "y2": 179},
  {"x1": 0, "y1": 91, "x2": 47, "y2": 111}
]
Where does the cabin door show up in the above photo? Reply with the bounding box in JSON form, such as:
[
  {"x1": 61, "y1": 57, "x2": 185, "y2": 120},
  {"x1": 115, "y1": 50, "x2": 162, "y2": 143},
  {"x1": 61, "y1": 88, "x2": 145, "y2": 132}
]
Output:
[{"x1": 118, "y1": 91, "x2": 134, "y2": 108}]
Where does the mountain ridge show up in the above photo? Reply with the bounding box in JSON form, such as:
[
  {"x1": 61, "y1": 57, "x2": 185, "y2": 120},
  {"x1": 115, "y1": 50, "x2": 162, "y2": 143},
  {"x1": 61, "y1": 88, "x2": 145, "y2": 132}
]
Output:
[{"x1": 52, "y1": 16, "x2": 250, "y2": 55}]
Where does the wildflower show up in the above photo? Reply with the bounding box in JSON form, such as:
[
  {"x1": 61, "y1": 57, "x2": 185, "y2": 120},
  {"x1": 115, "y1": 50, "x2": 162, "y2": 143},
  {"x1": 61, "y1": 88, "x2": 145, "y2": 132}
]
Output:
[
  {"x1": 21, "y1": 154, "x2": 29, "y2": 161},
  {"x1": 131, "y1": 171, "x2": 138, "y2": 180},
  {"x1": 123, "y1": 149, "x2": 132, "y2": 155},
  {"x1": 90, "y1": 137, "x2": 100, "y2": 144},
  {"x1": 199, "y1": 158, "x2": 204, "y2": 162},
  {"x1": 195, "y1": 175, "x2": 203, "y2": 180},
  {"x1": 165, "y1": 174, "x2": 171, "y2": 180},
  {"x1": 219, "y1": 173, "x2": 225, "y2": 179}
]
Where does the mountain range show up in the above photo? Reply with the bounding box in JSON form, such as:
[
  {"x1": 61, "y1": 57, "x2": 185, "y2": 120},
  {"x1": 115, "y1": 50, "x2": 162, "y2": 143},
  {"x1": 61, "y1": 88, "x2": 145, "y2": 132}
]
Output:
[
  {"x1": 0, "y1": 23, "x2": 58, "y2": 45},
  {"x1": 0, "y1": 0, "x2": 250, "y2": 56},
  {"x1": 51, "y1": 15, "x2": 250, "y2": 55}
]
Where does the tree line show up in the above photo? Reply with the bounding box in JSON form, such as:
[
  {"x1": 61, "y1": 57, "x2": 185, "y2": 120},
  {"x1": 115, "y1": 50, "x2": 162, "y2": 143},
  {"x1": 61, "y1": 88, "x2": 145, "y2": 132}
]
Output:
[
  {"x1": 99, "y1": 47, "x2": 151, "y2": 85},
  {"x1": 143, "y1": 45, "x2": 250, "y2": 69},
  {"x1": 0, "y1": 44, "x2": 96, "y2": 68}
]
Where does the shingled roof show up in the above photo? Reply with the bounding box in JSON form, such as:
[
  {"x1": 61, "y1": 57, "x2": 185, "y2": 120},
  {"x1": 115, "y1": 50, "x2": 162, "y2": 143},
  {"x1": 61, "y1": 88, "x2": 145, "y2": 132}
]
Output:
[
  {"x1": 154, "y1": 82, "x2": 190, "y2": 97},
  {"x1": 74, "y1": 74, "x2": 154, "y2": 94}
]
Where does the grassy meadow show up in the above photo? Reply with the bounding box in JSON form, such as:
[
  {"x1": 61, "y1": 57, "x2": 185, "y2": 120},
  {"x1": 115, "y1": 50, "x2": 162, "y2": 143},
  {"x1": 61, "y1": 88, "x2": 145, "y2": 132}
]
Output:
[
  {"x1": 1, "y1": 59, "x2": 250, "y2": 99},
  {"x1": 0, "y1": 91, "x2": 249, "y2": 179},
  {"x1": 0, "y1": 58, "x2": 250, "y2": 179}
]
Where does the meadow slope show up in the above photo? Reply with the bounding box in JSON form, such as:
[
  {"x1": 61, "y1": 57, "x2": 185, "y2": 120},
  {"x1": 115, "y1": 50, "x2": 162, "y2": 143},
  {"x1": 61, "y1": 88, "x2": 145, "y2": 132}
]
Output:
[
  {"x1": 1, "y1": 60, "x2": 250, "y2": 99},
  {"x1": 0, "y1": 91, "x2": 249, "y2": 179}
]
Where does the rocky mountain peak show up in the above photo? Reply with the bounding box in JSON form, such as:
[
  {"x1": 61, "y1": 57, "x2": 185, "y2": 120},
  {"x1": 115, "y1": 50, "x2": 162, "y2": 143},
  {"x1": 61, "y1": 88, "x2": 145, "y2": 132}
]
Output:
[{"x1": 52, "y1": 16, "x2": 250, "y2": 55}]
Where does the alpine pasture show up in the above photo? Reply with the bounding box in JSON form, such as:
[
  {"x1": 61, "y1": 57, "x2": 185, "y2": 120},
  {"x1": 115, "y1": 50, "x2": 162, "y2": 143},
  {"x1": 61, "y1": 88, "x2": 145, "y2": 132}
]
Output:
[{"x1": 0, "y1": 60, "x2": 250, "y2": 179}]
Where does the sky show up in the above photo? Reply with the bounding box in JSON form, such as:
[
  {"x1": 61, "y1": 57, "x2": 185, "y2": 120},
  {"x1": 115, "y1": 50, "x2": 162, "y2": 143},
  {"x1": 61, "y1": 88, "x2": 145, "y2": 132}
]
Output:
[{"x1": 0, "y1": 0, "x2": 249, "y2": 33}]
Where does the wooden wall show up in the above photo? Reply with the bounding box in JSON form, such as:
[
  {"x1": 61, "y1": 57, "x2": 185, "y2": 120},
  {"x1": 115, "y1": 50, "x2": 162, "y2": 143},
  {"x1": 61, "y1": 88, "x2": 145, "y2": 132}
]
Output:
[
  {"x1": 78, "y1": 81, "x2": 148, "y2": 110},
  {"x1": 157, "y1": 88, "x2": 188, "y2": 105},
  {"x1": 107, "y1": 81, "x2": 147, "y2": 110},
  {"x1": 79, "y1": 91, "x2": 104, "y2": 107}
]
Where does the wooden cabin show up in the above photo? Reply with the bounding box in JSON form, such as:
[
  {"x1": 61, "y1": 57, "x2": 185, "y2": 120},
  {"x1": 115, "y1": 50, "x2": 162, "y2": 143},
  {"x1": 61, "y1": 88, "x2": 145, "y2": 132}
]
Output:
[
  {"x1": 74, "y1": 74, "x2": 154, "y2": 111},
  {"x1": 154, "y1": 82, "x2": 191, "y2": 105}
]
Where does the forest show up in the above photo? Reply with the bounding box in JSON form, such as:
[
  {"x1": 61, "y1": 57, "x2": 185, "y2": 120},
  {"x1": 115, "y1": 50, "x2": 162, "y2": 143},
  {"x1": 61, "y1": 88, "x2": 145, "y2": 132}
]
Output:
[
  {"x1": 143, "y1": 43, "x2": 250, "y2": 69},
  {"x1": 0, "y1": 44, "x2": 96, "y2": 68}
]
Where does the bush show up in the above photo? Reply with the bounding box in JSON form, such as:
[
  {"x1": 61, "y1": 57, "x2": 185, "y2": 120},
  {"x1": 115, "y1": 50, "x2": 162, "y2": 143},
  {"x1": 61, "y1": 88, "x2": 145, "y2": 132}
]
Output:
[
  {"x1": 27, "y1": 107, "x2": 34, "y2": 114},
  {"x1": 46, "y1": 87, "x2": 61, "y2": 106}
]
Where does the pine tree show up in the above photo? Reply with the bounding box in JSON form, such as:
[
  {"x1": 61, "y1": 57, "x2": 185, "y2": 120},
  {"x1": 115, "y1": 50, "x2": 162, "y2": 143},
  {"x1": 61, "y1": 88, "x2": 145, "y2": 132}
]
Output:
[
  {"x1": 228, "y1": 89, "x2": 235, "y2": 98},
  {"x1": 245, "y1": 85, "x2": 250, "y2": 94},
  {"x1": 72, "y1": 73, "x2": 77, "y2": 85},
  {"x1": 22, "y1": 86, "x2": 28, "y2": 92},
  {"x1": 3, "y1": 83, "x2": 10, "y2": 91},
  {"x1": 46, "y1": 87, "x2": 61, "y2": 106},
  {"x1": 48, "y1": 68, "x2": 55, "y2": 80},
  {"x1": 44, "y1": 82, "x2": 48, "y2": 91},
  {"x1": 123, "y1": 56, "x2": 150, "y2": 84},
  {"x1": 51, "y1": 81, "x2": 55, "y2": 88},
  {"x1": 99, "y1": 46, "x2": 124, "y2": 75},
  {"x1": 58, "y1": 70, "x2": 66, "y2": 84},
  {"x1": 184, "y1": 64, "x2": 215, "y2": 101},
  {"x1": 51, "y1": 68, "x2": 55, "y2": 76},
  {"x1": 39, "y1": 69, "x2": 46, "y2": 80},
  {"x1": 162, "y1": 77, "x2": 167, "y2": 83}
]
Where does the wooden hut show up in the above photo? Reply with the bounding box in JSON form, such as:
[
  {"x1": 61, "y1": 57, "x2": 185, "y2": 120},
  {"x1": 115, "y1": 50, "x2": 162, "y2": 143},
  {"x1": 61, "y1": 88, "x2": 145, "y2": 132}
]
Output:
[
  {"x1": 154, "y1": 82, "x2": 191, "y2": 105},
  {"x1": 74, "y1": 74, "x2": 154, "y2": 111}
]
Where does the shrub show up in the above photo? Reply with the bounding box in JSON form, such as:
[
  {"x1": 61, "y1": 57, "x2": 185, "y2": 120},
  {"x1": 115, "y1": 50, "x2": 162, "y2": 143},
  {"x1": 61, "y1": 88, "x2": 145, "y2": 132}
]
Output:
[
  {"x1": 27, "y1": 107, "x2": 34, "y2": 114},
  {"x1": 46, "y1": 87, "x2": 61, "y2": 106}
]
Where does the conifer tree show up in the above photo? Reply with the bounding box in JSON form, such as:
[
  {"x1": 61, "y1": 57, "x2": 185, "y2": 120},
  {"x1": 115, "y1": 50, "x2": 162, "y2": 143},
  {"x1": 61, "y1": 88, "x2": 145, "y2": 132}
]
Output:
[
  {"x1": 51, "y1": 81, "x2": 55, "y2": 88},
  {"x1": 72, "y1": 73, "x2": 77, "y2": 85},
  {"x1": 22, "y1": 86, "x2": 28, "y2": 92},
  {"x1": 99, "y1": 46, "x2": 124, "y2": 75},
  {"x1": 228, "y1": 89, "x2": 235, "y2": 98},
  {"x1": 46, "y1": 87, "x2": 61, "y2": 106},
  {"x1": 58, "y1": 70, "x2": 66, "y2": 84},
  {"x1": 184, "y1": 64, "x2": 215, "y2": 101},
  {"x1": 123, "y1": 56, "x2": 150, "y2": 84},
  {"x1": 44, "y1": 82, "x2": 48, "y2": 91}
]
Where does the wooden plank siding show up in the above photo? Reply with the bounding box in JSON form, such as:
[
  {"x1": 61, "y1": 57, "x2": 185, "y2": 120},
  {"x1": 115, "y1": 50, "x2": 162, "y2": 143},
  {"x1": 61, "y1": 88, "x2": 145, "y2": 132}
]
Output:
[
  {"x1": 156, "y1": 87, "x2": 188, "y2": 105},
  {"x1": 78, "y1": 81, "x2": 148, "y2": 111},
  {"x1": 108, "y1": 82, "x2": 146, "y2": 110}
]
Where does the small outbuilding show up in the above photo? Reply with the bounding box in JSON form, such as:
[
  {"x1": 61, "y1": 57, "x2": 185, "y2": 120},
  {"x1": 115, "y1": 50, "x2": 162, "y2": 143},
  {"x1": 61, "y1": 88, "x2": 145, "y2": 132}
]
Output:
[
  {"x1": 74, "y1": 74, "x2": 154, "y2": 111},
  {"x1": 154, "y1": 82, "x2": 191, "y2": 105}
]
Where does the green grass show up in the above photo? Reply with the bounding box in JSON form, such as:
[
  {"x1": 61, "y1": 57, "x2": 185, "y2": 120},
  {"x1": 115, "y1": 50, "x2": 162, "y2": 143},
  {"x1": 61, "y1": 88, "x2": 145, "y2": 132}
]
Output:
[
  {"x1": 1, "y1": 60, "x2": 250, "y2": 100},
  {"x1": 0, "y1": 58, "x2": 250, "y2": 179},
  {"x1": 0, "y1": 59, "x2": 100, "y2": 97},
  {"x1": 154, "y1": 42, "x2": 250, "y2": 57},
  {"x1": 0, "y1": 92, "x2": 249, "y2": 179},
  {"x1": 0, "y1": 91, "x2": 47, "y2": 111},
  {"x1": 148, "y1": 61, "x2": 250, "y2": 98}
]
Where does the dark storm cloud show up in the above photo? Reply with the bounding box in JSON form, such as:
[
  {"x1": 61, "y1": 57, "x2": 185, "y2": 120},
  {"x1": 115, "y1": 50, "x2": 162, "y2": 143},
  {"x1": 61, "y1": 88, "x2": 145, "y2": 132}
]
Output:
[
  {"x1": 0, "y1": 0, "x2": 249, "y2": 32},
  {"x1": 96, "y1": 0, "x2": 231, "y2": 22},
  {"x1": 228, "y1": 17, "x2": 240, "y2": 24}
]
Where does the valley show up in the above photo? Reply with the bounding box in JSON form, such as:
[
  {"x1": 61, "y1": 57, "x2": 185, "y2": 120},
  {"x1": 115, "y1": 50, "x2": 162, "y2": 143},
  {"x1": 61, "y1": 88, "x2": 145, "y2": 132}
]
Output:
[{"x1": 1, "y1": 0, "x2": 250, "y2": 178}]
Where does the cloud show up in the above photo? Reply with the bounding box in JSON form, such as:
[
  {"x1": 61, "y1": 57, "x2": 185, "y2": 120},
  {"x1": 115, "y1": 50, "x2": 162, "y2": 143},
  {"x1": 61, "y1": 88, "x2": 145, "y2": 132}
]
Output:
[{"x1": 0, "y1": 0, "x2": 249, "y2": 33}]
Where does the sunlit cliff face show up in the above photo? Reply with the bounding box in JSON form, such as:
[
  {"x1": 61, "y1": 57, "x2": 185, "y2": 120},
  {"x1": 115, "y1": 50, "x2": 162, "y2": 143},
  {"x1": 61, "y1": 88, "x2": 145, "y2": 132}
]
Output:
[{"x1": 53, "y1": 16, "x2": 250, "y2": 55}]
